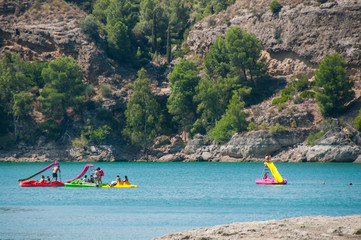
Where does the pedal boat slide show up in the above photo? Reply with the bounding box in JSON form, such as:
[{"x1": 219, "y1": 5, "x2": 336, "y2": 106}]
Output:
[
  {"x1": 255, "y1": 162, "x2": 287, "y2": 185},
  {"x1": 18, "y1": 162, "x2": 64, "y2": 187},
  {"x1": 64, "y1": 164, "x2": 100, "y2": 187}
]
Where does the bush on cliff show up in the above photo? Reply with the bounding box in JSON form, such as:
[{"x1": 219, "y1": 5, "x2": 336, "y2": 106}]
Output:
[
  {"x1": 268, "y1": 123, "x2": 287, "y2": 136},
  {"x1": 79, "y1": 14, "x2": 100, "y2": 39},
  {"x1": 269, "y1": 0, "x2": 282, "y2": 15},
  {"x1": 314, "y1": 53, "x2": 354, "y2": 117},
  {"x1": 354, "y1": 109, "x2": 361, "y2": 132},
  {"x1": 208, "y1": 92, "x2": 249, "y2": 143}
]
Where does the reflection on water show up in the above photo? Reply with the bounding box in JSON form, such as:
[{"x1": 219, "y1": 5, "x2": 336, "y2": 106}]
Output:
[{"x1": 0, "y1": 207, "x2": 36, "y2": 213}]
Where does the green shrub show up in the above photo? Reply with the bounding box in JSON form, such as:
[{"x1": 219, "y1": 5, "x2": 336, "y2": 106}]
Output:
[
  {"x1": 290, "y1": 74, "x2": 310, "y2": 92},
  {"x1": 247, "y1": 122, "x2": 257, "y2": 131},
  {"x1": 306, "y1": 130, "x2": 325, "y2": 146},
  {"x1": 72, "y1": 133, "x2": 88, "y2": 147},
  {"x1": 269, "y1": 123, "x2": 287, "y2": 136},
  {"x1": 281, "y1": 87, "x2": 296, "y2": 97},
  {"x1": 269, "y1": 0, "x2": 282, "y2": 15},
  {"x1": 354, "y1": 113, "x2": 361, "y2": 132},
  {"x1": 79, "y1": 14, "x2": 99, "y2": 39},
  {"x1": 85, "y1": 84, "x2": 96, "y2": 99},
  {"x1": 291, "y1": 120, "x2": 297, "y2": 128},
  {"x1": 272, "y1": 95, "x2": 289, "y2": 106},
  {"x1": 300, "y1": 90, "x2": 315, "y2": 98},
  {"x1": 208, "y1": 115, "x2": 235, "y2": 144},
  {"x1": 86, "y1": 124, "x2": 111, "y2": 144},
  {"x1": 260, "y1": 122, "x2": 268, "y2": 130},
  {"x1": 274, "y1": 27, "x2": 282, "y2": 43},
  {"x1": 100, "y1": 84, "x2": 112, "y2": 98}
]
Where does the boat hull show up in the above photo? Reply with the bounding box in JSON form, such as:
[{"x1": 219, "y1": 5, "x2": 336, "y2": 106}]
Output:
[
  {"x1": 19, "y1": 180, "x2": 64, "y2": 187},
  {"x1": 102, "y1": 181, "x2": 138, "y2": 188},
  {"x1": 255, "y1": 178, "x2": 287, "y2": 185},
  {"x1": 64, "y1": 180, "x2": 107, "y2": 187}
]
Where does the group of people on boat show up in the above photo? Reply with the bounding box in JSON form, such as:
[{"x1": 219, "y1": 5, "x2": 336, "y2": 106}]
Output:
[
  {"x1": 38, "y1": 165, "x2": 61, "y2": 183},
  {"x1": 109, "y1": 175, "x2": 128, "y2": 187},
  {"x1": 38, "y1": 164, "x2": 130, "y2": 187}
]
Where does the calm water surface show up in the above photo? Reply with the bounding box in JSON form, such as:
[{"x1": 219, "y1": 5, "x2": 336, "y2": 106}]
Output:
[{"x1": 0, "y1": 162, "x2": 361, "y2": 240}]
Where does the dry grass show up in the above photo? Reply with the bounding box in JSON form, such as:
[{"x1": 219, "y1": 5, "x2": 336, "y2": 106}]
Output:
[{"x1": 26, "y1": 0, "x2": 85, "y2": 23}]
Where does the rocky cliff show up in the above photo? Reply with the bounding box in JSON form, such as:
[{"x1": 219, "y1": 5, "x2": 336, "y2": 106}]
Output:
[
  {"x1": 1, "y1": 0, "x2": 361, "y2": 163},
  {"x1": 0, "y1": 0, "x2": 117, "y2": 84},
  {"x1": 187, "y1": 0, "x2": 361, "y2": 81}
]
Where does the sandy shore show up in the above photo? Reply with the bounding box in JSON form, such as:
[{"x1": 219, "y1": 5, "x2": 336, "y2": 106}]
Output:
[{"x1": 153, "y1": 215, "x2": 361, "y2": 240}]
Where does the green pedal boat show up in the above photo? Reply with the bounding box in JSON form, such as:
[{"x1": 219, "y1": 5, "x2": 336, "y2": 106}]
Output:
[
  {"x1": 64, "y1": 164, "x2": 106, "y2": 187},
  {"x1": 64, "y1": 179, "x2": 106, "y2": 187}
]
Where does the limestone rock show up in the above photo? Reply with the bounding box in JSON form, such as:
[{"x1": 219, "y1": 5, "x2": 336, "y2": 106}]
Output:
[
  {"x1": 187, "y1": 0, "x2": 361, "y2": 80},
  {"x1": 153, "y1": 215, "x2": 361, "y2": 240},
  {"x1": 220, "y1": 130, "x2": 309, "y2": 159}
]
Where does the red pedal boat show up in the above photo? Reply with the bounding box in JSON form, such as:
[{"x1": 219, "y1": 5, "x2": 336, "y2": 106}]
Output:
[
  {"x1": 19, "y1": 180, "x2": 64, "y2": 187},
  {"x1": 18, "y1": 162, "x2": 64, "y2": 187}
]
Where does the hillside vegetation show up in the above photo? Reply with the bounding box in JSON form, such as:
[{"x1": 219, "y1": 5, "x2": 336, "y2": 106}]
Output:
[{"x1": 0, "y1": 0, "x2": 361, "y2": 162}]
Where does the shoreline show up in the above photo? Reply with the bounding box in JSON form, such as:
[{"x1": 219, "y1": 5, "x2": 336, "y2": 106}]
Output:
[{"x1": 153, "y1": 215, "x2": 361, "y2": 240}]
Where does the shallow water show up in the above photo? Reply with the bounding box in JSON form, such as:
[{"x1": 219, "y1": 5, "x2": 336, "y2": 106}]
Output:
[{"x1": 1, "y1": 162, "x2": 360, "y2": 239}]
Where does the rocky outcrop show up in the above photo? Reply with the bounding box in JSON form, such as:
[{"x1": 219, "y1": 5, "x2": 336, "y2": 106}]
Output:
[
  {"x1": 220, "y1": 130, "x2": 309, "y2": 159},
  {"x1": 0, "y1": 0, "x2": 121, "y2": 84},
  {"x1": 68, "y1": 145, "x2": 115, "y2": 162},
  {"x1": 0, "y1": 139, "x2": 117, "y2": 162},
  {"x1": 179, "y1": 124, "x2": 361, "y2": 163},
  {"x1": 153, "y1": 215, "x2": 361, "y2": 240},
  {"x1": 187, "y1": 0, "x2": 361, "y2": 79},
  {"x1": 274, "y1": 127, "x2": 361, "y2": 162},
  {"x1": 0, "y1": 140, "x2": 70, "y2": 162}
]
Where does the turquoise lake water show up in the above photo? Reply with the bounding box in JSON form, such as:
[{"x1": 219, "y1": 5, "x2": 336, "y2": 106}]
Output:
[{"x1": 1, "y1": 162, "x2": 361, "y2": 239}]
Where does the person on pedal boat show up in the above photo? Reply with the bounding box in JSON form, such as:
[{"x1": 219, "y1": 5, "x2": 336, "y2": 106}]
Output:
[
  {"x1": 38, "y1": 175, "x2": 45, "y2": 183},
  {"x1": 263, "y1": 172, "x2": 268, "y2": 180},
  {"x1": 122, "y1": 176, "x2": 128, "y2": 183},
  {"x1": 110, "y1": 176, "x2": 121, "y2": 187},
  {"x1": 50, "y1": 165, "x2": 61, "y2": 182}
]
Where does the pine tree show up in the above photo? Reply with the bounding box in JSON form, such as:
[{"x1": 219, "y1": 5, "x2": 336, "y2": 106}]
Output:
[
  {"x1": 39, "y1": 57, "x2": 86, "y2": 138},
  {"x1": 123, "y1": 68, "x2": 163, "y2": 148},
  {"x1": 314, "y1": 53, "x2": 354, "y2": 117},
  {"x1": 167, "y1": 59, "x2": 200, "y2": 138}
]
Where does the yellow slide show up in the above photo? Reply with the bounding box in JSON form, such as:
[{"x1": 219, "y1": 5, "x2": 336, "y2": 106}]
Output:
[{"x1": 265, "y1": 162, "x2": 284, "y2": 183}]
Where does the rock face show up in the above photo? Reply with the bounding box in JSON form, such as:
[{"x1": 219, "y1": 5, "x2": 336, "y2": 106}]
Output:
[
  {"x1": 220, "y1": 130, "x2": 309, "y2": 159},
  {"x1": 179, "y1": 123, "x2": 361, "y2": 163},
  {"x1": 274, "y1": 127, "x2": 361, "y2": 162},
  {"x1": 187, "y1": 0, "x2": 361, "y2": 79},
  {"x1": 153, "y1": 215, "x2": 361, "y2": 240},
  {"x1": 69, "y1": 145, "x2": 115, "y2": 162},
  {"x1": 0, "y1": 0, "x2": 119, "y2": 84},
  {"x1": 0, "y1": 141, "x2": 117, "y2": 162}
]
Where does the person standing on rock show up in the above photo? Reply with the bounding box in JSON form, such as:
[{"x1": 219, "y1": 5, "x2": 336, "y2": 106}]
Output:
[{"x1": 50, "y1": 165, "x2": 61, "y2": 182}]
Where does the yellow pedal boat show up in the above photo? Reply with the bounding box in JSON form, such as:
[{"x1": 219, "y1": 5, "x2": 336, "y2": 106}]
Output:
[{"x1": 102, "y1": 181, "x2": 138, "y2": 188}]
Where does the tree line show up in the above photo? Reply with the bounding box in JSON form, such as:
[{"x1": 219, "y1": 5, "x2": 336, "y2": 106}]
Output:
[
  {"x1": 0, "y1": 25, "x2": 355, "y2": 149},
  {"x1": 0, "y1": 54, "x2": 108, "y2": 148},
  {"x1": 77, "y1": 0, "x2": 236, "y2": 65},
  {"x1": 123, "y1": 26, "x2": 356, "y2": 147}
]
